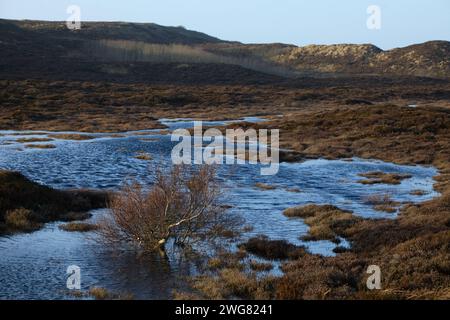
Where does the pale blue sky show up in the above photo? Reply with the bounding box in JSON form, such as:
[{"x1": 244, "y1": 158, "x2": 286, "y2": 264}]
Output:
[{"x1": 0, "y1": 0, "x2": 449, "y2": 49}]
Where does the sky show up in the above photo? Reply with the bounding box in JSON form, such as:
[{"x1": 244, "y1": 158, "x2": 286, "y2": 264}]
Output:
[{"x1": 0, "y1": 0, "x2": 449, "y2": 50}]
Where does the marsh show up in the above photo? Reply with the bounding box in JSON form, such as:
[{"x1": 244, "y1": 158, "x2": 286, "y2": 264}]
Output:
[{"x1": 0, "y1": 118, "x2": 439, "y2": 299}]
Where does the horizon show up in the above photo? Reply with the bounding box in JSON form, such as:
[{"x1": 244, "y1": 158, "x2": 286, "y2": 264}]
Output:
[
  {"x1": 1, "y1": 0, "x2": 449, "y2": 50},
  {"x1": 2, "y1": 17, "x2": 449, "y2": 51}
]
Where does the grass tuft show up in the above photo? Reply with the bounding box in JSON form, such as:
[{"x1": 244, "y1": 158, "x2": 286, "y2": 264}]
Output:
[
  {"x1": 358, "y1": 171, "x2": 412, "y2": 185},
  {"x1": 59, "y1": 222, "x2": 99, "y2": 232},
  {"x1": 24, "y1": 143, "x2": 56, "y2": 149},
  {"x1": 239, "y1": 236, "x2": 305, "y2": 260},
  {"x1": 254, "y1": 182, "x2": 276, "y2": 190}
]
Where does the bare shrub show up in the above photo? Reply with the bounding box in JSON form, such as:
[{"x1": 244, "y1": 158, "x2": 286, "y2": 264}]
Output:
[{"x1": 97, "y1": 165, "x2": 236, "y2": 252}]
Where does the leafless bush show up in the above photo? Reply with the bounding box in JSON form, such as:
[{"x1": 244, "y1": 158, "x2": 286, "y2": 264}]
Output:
[{"x1": 97, "y1": 165, "x2": 236, "y2": 253}]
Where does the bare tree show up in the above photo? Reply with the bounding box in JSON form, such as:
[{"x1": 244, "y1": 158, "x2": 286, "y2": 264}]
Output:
[{"x1": 97, "y1": 165, "x2": 235, "y2": 253}]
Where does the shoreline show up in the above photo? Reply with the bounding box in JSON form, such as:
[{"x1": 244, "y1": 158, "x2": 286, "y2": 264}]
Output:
[
  {"x1": 0, "y1": 171, "x2": 110, "y2": 236},
  {"x1": 1, "y1": 100, "x2": 449, "y2": 299},
  {"x1": 1, "y1": 105, "x2": 448, "y2": 232}
]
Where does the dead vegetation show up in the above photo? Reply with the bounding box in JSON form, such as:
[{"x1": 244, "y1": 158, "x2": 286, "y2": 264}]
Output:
[
  {"x1": 177, "y1": 103, "x2": 450, "y2": 300},
  {"x1": 275, "y1": 197, "x2": 450, "y2": 299},
  {"x1": 87, "y1": 287, "x2": 134, "y2": 300},
  {"x1": 283, "y1": 205, "x2": 360, "y2": 242},
  {"x1": 266, "y1": 105, "x2": 450, "y2": 299},
  {"x1": 89, "y1": 287, "x2": 111, "y2": 300},
  {"x1": 1, "y1": 79, "x2": 449, "y2": 133},
  {"x1": 4, "y1": 208, "x2": 41, "y2": 232},
  {"x1": 0, "y1": 170, "x2": 108, "y2": 235},
  {"x1": 238, "y1": 236, "x2": 306, "y2": 260},
  {"x1": 254, "y1": 182, "x2": 277, "y2": 190},
  {"x1": 249, "y1": 260, "x2": 274, "y2": 272},
  {"x1": 24, "y1": 143, "x2": 56, "y2": 149},
  {"x1": 15, "y1": 137, "x2": 53, "y2": 143},
  {"x1": 262, "y1": 104, "x2": 450, "y2": 170},
  {"x1": 47, "y1": 134, "x2": 95, "y2": 140},
  {"x1": 358, "y1": 171, "x2": 412, "y2": 185},
  {"x1": 174, "y1": 249, "x2": 278, "y2": 300},
  {"x1": 363, "y1": 194, "x2": 400, "y2": 213},
  {"x1": 59, "y1": 222, "x2": 99, "y2": 232},
  {"x1": 134, "y1": 152, "x2": 152, "y2": 161},
  {"x1": 187, "y1": 193, "x2": 450, "y2": 299},
  {"x1": 410, "y1": 189, "x2": 428, "y2": 196},
  {"x1": 1, "y1": 73, "x2": 450, "y2": 300},
  {"x1": 179, "y1": 268, "x2": 277, "y2": 300}
]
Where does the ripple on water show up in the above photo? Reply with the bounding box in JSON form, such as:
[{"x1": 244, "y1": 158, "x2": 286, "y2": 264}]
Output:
[{"x1": 0, "y1": 125, "x2": 440, "y2": 299}]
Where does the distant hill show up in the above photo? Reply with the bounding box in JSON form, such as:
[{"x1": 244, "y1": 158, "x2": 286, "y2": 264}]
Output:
[
  {"x1": 3, "y1": 19, "x2": 222, "y2": 44},
  {"x1": 270, "y1": 41, "x2": 450, "y2": 78},
  {"x1": 0, "y1": 19, "x2": 449, "y2": 81},
  {"x1": 203, "y1": 41, "x2": 450, "y2": 78}
]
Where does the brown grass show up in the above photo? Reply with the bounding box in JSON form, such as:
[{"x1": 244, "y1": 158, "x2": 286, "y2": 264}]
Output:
[
  {"x1": 363, "y1": 194, "x2": 400, "y2": 213},
  {"x1": 134, "y1": 152, "x2": 152, "y2": 161},
  {"x1": 15, "y1": 137, "x2": 53, "y2": 143},
  {"x1": 24, "y1": 143, "x2": 56, "y2": 149},
  {"x1": 259, "y1": 104, "x2": 450, "y2": 296},
  {"x1": 59, "y1": 222, "x2": 99, "y2": 232},
  {"x1": 271, "y1": 196, "x2": 450, "y2": 299},
  {"x1": 87, "y1": 287, "x2": 134, "y2": 300},
  {"x1": 185, "y1": 268, "x2": 277, "y2": 300},
  {"x1": 283, "y1": 204, "x2": 360, "y2": 242},
  {"x1": 175, "y1": 249, "x2": 279, "y2": 300},
  {"x1": 206, "y1": 251, "x2": 247, "y2": 271},
  {"x1": 254, "y1": 182, "x2": 277, "y2": 190},
  {"x1": 410, "y1": 190, "x2": 428, "y2": 196},
  {"x1": 2, "y1": 78, "x2": 448, "y2": 133},
  {"x1": 8, "y1": 132, "x2": 49, "y2": 136},
  {"x1": 239, "y1": 236, "x2": 306, "y2": 260},
  {"x1": 183, "y1": 103, "x2": 450, "y2": 300},
  {"x1": 4, "y1": 208, "x2": 41, "y2": 232},
  {"x1": 249, "y1": 260, "x2": 274, "y2": 272},
  {"x1": 48, "y1": 134, "x2": 95, "y2": 140},
  {"x1": 358, "y1": 172, "x2": 412, "y2": 185},
  {"x1": 2, "y1": 78, "x2": 450, "y2": 299},
  {"x1": 59, "y1": 211, "x2": 93, "y2": 222},
  {"x1": 262, "y1": 105, "x2": 450, "y2": 172},
  {"x1": 89, "y1": 287, "x2": 111, "y2": 300},
  {"x1": 0, "y1": 171, "x2": 108, "y2": 235}
]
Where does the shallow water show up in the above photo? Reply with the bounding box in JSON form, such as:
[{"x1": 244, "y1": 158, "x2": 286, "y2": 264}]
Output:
[{"x1": 0, "y1": 118, "x2": 439, "y2": 299}]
